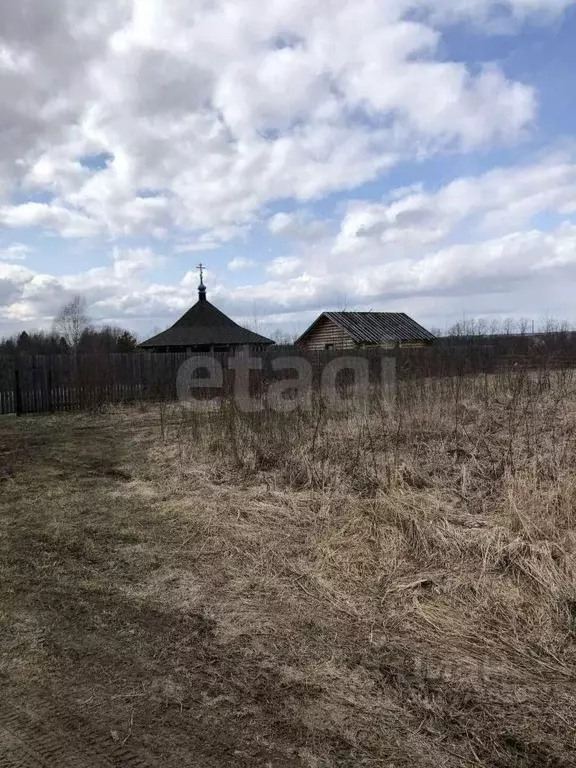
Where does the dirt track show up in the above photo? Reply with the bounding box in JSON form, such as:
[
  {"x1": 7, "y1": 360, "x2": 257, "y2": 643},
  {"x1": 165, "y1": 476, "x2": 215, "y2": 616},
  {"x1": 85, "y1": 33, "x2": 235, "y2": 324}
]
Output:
[
  {"x1": 0, "y1": 696, "x2": 148, "y2": 767},
  {"x1": 0, "y1": 414, "x2": 310, "y2": 767}
]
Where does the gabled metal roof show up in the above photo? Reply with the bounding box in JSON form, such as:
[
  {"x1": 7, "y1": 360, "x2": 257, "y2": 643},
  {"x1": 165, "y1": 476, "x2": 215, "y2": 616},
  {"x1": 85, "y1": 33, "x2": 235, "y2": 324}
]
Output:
[{"x1": 297, "y1": 312, "x2": 435, "y2": 345}]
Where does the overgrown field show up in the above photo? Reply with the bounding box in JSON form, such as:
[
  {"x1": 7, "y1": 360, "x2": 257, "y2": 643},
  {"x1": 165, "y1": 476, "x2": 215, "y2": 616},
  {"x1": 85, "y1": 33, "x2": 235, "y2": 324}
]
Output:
[{"x1": 1, "y1": 369, "x2": 576, "y2": 766}]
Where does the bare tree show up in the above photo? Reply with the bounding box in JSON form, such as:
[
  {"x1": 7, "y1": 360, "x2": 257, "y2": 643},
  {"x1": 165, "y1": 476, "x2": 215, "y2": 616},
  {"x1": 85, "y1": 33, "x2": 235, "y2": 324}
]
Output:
[
  {"x1": 502, "y1": 316, "x2": 515, "y2": 336},
  {"x1": 53, "y1": 295, "x2": 91, "y2": 349},
  {"x1": 489, "y1": 318, "x2": 502, "y2": 337},
  {"x1": 517, "y1": 317, "x2": 530, "y2": 335},
  {"x1": 268, "y1": 328, "x2": 299, "y2": 345},
  {"x1": 476, "y1": 318, "x2": 489, "y2": 337}
]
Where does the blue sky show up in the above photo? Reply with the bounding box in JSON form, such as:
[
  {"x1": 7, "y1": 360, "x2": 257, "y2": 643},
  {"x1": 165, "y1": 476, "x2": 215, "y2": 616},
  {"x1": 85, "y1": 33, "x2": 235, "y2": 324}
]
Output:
[{"x1": 1, "y1": 0, "x2": 576, "y2": 340}]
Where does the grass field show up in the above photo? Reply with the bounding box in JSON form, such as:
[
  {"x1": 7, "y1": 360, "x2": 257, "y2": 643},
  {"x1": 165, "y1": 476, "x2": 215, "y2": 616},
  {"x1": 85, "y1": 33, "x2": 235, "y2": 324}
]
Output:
[{"x1": 1, "y1": 370, "x2": 576, "y2": 766}]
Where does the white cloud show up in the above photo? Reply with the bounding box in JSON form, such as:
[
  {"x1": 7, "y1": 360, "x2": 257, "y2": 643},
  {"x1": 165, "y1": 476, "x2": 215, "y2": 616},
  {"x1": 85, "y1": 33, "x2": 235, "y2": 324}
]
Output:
[
  {"x1": 228, "y1": 257, "x2": 256, "y2": 271},
  {"x1": 222, "y1": 154, "x2": 576, "y2": 320},
  {"x1": 111, "y1": 247, "x2": 164, "y2": 280},
  {"x1": 220, "y1": 223, "x2": 576, "y2": 318},
  {"x1": 268, "y1": 211, "x2": 328, "y2": 241},
  {"x1": 0, "y1": 244, "x2": 33, "y2": 261},
  {"x1": 0, "y1": 247, "x2": 166, "y2": 326},
  {"x1": 175, "y1": 226, "x2": 250, "y2": 253},
  {"x1": 0, "y1": 0, "x2": 559, "y2": 240},
  {"x1": 354, "y1": 225, "x2": 576, "y2": 299},
  {"x1": 268, "y1": 213, "x2": 298, "y2": 236},
  {"x1": 0, "y1": 203, "x2": 101, "y2": 238},
  {"x1": 334, "y1": 153, "x2": 576, "y2": 258},
  {"x1": 266, "y1": 256, "x2": 303, "y2": 277},
  {"x1": 175, "y1": 242, "x2": 220, "y2": 254}
]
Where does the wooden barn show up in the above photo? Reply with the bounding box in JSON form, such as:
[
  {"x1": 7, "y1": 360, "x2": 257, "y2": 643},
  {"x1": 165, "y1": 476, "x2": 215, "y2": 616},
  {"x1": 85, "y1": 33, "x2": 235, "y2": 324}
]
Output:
[
  {"x1": 139, "y1": 267, "x2": 274, "y2": 354},
  {"x1": 296, "y1": 311, "x2": 435, "y2": 351}
]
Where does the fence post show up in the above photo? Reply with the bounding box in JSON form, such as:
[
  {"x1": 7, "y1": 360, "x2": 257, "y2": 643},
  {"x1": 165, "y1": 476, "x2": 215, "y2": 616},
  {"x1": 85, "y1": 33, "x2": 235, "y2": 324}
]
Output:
[
  {"x1": 394, "y1": 346, "x2": 401, "y2": 411},
  {"x1": 47, "y1": 357, "x2": 54, "y2": 413},
  {"x1": 14, "y1": 355, "x2": 23, "y2": 416}
]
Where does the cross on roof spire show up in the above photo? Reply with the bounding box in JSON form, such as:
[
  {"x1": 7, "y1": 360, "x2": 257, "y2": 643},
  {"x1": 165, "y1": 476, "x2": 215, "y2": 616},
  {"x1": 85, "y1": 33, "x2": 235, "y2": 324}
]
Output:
[{"x1": 197, "y1": 263, "x2": 207, "y2": 300}]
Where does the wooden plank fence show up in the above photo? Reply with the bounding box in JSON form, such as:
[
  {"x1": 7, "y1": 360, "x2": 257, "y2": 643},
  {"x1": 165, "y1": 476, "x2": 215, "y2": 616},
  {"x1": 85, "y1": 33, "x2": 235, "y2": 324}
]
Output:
[
  {"x1": 0, "y1": 349, "x2": 392, "y2": 415},
  {"x1": 1, "y1": 346, "x2": 575, "y2": 416},
  {"x1": 0, "y1": 352, "x2": 195, "y2": 415}
]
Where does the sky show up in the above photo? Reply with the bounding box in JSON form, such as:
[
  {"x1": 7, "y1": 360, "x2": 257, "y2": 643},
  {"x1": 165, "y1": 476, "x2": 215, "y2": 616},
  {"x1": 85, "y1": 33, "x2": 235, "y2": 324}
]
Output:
[{"x1": 1, "y1": 0, "x2": 576, "y2": 340}]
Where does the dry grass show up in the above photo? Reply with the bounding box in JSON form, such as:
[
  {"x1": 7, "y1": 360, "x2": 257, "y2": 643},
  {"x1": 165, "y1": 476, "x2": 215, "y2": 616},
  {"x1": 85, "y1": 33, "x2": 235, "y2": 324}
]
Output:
[{"x1": 1, "y1": 368, "x2": 576, "y2": 766}]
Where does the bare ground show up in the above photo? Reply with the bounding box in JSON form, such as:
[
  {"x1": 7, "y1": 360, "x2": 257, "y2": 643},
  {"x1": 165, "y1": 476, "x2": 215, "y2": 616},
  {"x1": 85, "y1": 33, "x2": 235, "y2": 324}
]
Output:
[{"x1": 1, "y1": 374, "x2": 576, "y2": 766}]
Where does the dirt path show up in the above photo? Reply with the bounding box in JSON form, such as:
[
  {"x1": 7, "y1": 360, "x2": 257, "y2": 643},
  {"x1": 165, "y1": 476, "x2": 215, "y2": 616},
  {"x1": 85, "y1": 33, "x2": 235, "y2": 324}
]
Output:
[
  {"x1": 0, "y1": 414, "x2": 307, "y2": 767},
  {"x1": 0, "y1": 696, "x2": 148, "y2": 767}
]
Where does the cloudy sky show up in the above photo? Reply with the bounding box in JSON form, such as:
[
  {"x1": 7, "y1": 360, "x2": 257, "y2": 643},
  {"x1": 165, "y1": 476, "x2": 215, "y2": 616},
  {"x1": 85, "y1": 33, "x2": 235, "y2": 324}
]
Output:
[{"x1": 1, "y1": 0, "x2": 576, "y2": 339}]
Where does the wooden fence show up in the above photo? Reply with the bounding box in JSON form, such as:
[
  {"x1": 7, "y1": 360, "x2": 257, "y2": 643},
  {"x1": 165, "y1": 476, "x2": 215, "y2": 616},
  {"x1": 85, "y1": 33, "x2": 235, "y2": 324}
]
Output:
[
  {"x1": 0, "y1": 349, "x2": 388, "y2": 415},
  {"x1": 1, "y1": 345, "x2": 575, "y2": 416},
  {"x1": 0, "y1": 352, "x2": 190, "y2": 415}
]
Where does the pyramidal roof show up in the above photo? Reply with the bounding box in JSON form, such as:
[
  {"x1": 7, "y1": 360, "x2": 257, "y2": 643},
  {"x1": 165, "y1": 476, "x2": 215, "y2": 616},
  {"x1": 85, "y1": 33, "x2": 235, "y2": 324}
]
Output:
[{"x1": 139, "y1": 281, "x2": 274, "y2": 349}]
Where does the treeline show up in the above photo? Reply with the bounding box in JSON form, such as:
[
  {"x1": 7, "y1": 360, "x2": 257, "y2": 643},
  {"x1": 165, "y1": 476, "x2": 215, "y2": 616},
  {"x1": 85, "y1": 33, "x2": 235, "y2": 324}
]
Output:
[
  {"x1": 1, "y1": 294, "x2": 138, "y2": 356},
  {"x1": 0, "y1": 327, "x2": 138, "y2": 356},
  {"x1": 429, "y1": 317, "x2": 576, "y2": 357},
  {"x1": 434, "y1": 316, "x2": 574, "y2": 338}
]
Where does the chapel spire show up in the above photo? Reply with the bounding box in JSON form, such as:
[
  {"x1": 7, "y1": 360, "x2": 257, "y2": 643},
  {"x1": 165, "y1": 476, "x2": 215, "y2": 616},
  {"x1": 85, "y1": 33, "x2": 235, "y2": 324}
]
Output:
[{"x1": 197, "y1": 263, "x2": 207, "y2": 301}]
